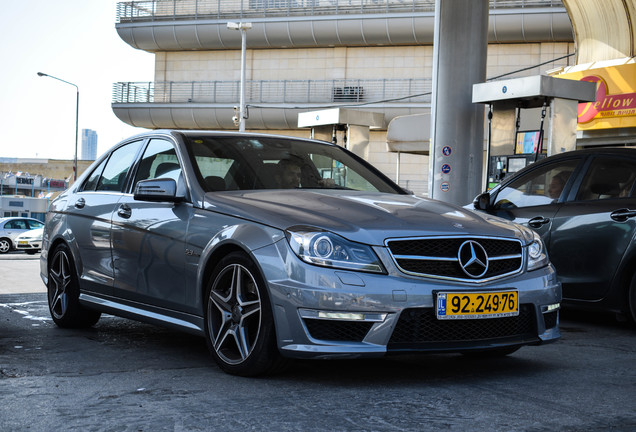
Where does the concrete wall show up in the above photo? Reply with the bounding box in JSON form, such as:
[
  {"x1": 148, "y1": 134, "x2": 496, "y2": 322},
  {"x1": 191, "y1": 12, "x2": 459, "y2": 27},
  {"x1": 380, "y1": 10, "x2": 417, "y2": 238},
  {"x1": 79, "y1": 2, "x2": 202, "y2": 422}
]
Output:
[{"x1": 156, "y1": 43, "x2": 573, "y2": 83}]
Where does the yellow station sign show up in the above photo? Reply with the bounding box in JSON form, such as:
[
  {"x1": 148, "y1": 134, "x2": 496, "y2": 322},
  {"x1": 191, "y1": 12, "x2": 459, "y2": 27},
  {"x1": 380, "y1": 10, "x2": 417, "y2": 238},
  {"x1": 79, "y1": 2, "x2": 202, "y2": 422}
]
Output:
[{"x1": 558, "y1": 62, "x2": 636, "y2": 130}]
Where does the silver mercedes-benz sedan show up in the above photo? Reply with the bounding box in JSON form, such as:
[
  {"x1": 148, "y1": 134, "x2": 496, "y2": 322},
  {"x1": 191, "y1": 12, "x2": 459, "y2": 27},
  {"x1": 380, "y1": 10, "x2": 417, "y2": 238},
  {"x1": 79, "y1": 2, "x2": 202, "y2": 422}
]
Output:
[{"x1": 41, "y1": 130, "x2": 561, "y2": 376}]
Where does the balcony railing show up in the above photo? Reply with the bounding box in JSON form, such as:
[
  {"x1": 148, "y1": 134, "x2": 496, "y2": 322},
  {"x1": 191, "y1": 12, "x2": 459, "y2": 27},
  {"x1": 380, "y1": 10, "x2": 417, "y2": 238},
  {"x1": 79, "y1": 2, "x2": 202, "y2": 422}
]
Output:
[
  {"x1": 116, "y1": 0, "x2": 563, "y2": 21},
  {"x1": 112, "y1": 79, "x2": 432, "y2": 105}
]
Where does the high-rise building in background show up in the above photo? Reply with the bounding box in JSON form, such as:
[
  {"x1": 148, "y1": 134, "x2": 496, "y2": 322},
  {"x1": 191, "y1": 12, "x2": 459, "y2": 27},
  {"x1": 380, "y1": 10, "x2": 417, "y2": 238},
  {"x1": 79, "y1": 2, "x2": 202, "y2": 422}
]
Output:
[{"x1": 81, "y1": 128, "x2": 98, "y2": 161}]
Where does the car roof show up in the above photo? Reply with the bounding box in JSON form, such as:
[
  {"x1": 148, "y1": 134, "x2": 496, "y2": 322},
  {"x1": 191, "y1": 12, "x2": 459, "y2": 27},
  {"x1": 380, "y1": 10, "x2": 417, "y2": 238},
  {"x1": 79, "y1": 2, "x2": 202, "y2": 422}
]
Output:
[
  {"x1": 0, "y1": 217, "x2": 42, "y2": 223},
  {"x1": 540, "y1": 147, "x2": 636, "y2": 159},
  {"x1": 122, "y1": 129, "x2": 339, "y2": 148}
]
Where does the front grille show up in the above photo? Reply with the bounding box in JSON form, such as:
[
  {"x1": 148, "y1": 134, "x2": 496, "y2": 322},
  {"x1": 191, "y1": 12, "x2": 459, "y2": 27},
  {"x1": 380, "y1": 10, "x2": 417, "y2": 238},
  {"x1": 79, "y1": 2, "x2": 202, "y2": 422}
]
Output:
[
  {"x1": 386, "y1": 237, "x2": 523, "y2": 281},
  {"x1": 303, "y1": 319, "x2": 373, "y2": 342},
  {"x1": 388, "y1": 304, "x2": 537, "y2": 350}
]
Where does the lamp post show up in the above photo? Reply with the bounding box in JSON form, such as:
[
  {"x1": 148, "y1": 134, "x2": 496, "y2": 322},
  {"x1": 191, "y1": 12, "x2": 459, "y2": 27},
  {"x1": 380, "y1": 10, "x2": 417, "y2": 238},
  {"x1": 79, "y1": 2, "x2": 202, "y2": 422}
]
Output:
[
  {"x1": 37, "y1": 72, "x2": 79, "y2": 181},
  {"x1": 227, "y1": 22, "x2": 252, "y2": 132}
]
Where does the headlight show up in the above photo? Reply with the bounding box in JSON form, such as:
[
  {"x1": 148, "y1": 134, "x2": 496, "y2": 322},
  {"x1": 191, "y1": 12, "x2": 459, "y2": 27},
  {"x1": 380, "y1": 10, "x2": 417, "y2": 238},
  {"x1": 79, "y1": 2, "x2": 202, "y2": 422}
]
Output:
[
  {"x1": 286, "y1": 227, "x2": 384, "y2": 273},
  {"x1": 526, "y1": 231, "x2": 549, "y2": 271}
]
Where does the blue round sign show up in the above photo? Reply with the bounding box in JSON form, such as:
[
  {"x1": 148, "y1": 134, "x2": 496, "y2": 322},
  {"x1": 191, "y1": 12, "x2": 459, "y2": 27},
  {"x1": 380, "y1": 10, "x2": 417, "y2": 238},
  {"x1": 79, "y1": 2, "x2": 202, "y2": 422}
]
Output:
[
  {"x1": 440, "y1": 182, "x2": 450, "y2": 192},
  {"x1": 502, "y1": 86, "x2": 508, "y2": 94},
  {"x1": 441, "y1": 164, "x2": 451, "y2": 174},
  {"x1": 442, "y1": 146, "x2": 452, "y2": 156}
]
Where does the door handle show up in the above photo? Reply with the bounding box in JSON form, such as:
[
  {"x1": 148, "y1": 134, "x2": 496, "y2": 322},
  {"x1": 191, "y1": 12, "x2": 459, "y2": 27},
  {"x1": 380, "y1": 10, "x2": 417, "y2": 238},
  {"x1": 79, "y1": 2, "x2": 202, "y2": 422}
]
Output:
[
  {"x1": 610, "y1": 208, "x2": 636, "y2": 222},
  {"x1": 74, "y1": 198, "x2": 86, "y2": 209},
  {"x1": 117, "y1": 204, "x2": 132, "y2": 219},
  {"x1": 528, "y1": 216, "x2": 550, "y2": 228}
]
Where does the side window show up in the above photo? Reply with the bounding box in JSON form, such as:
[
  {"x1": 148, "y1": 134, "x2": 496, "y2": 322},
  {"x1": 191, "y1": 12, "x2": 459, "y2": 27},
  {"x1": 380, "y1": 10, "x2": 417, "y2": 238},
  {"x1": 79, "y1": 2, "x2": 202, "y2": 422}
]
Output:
[
  {"x1": 95, "y1": 141, "x2": 142, "y2": 192},
  {"x1": 133, "y1": 139, "x2": 182, "y2": 187},
  {"x1": 79, "y1": 158, "x2": 107, "y2": 192},
  {"x1": 5, "y1": 220, "x2": 27, "y2": 229},
  {"x1": 494, "y1": 159, "x2": 580, "y2": 209},
  {"x1": 576, "y1": 157, "x2": 636, "y2": 201},
  {"x1": 195, "y1": 156, "x2": 233, "y2": 191},
  {"x1": 189, "y1": 140, "x2": 232, "y2": 191},
  {"x1": 28, "y1": 220, "x2": 44, "y2": 229}
]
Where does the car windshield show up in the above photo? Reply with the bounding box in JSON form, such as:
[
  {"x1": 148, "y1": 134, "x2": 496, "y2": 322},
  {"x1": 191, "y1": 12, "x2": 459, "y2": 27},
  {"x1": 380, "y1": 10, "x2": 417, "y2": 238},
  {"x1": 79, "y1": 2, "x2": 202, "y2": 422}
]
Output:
[{"x1": 184, "y1": 135, "x2": 404, "y2": 194}]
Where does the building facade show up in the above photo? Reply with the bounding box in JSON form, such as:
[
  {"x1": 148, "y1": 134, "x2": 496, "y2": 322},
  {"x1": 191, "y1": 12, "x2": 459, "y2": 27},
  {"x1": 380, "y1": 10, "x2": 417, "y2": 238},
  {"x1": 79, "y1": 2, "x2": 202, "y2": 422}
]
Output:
[
  {"x1": 0, "y1": 158, "x2": 94, "y2": 219},
  {"x1": 112, "y1": 0, "x2": 575, "y2": 196}
]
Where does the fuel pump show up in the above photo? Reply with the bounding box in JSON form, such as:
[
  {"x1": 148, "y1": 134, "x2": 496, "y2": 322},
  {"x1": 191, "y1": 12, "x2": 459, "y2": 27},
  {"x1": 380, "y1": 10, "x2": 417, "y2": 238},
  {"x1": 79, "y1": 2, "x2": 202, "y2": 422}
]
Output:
[
  {"x1": 486, "y1": 100, "x2": 549, "y2": 189},
  {"x1": 473, "y1": 75, "x2": 596, "y2": 190}
]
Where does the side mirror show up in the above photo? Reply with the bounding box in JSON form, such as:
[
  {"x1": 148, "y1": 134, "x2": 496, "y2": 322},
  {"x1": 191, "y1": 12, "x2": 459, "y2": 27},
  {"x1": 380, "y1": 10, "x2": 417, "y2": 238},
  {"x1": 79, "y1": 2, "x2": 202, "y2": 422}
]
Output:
[
  {"x1": 473, "y1": 192, "x2": 491, "y2": 211},
  {"x1": 134, "y1": 178, "x2": 183, "y2": 202}
]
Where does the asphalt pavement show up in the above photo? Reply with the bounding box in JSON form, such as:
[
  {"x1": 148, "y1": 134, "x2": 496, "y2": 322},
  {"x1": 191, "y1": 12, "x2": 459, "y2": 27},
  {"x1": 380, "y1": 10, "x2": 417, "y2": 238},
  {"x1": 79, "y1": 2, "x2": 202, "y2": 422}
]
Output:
[
  {"x1": 1, "y1": 252, "x2": 636, "y2": 431},
  {"x1": 0, "y1": 251, "x2": 45, "y2": 294}
]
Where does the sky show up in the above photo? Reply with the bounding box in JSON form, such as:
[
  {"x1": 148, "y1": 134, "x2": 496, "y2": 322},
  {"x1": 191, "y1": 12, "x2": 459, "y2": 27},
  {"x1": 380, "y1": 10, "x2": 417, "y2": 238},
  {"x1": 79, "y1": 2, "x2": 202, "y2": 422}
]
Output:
[{"x1": 0, "y1": 0, "x2": 154, "y2": 161}]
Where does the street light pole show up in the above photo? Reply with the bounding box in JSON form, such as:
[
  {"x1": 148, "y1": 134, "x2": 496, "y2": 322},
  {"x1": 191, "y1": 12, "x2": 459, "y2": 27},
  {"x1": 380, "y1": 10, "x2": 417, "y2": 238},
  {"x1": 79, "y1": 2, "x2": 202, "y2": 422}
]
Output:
[
  {"x1": 37, "y1": 72, "x2": 79, "y2": 181},
  {"x1": 227, "y1": 22, "x2": 252, "y2": 132}
]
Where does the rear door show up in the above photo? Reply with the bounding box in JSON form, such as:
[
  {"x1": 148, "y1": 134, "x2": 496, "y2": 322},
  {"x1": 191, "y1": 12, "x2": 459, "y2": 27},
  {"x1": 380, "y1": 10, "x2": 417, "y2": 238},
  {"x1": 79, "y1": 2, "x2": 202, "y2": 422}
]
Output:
[
  {"x1": 66, "y1": 140, "x2": 143, "y2": 295},
  {"x1": 3, "y1": 219, "x2": 31, "y2": 245}
]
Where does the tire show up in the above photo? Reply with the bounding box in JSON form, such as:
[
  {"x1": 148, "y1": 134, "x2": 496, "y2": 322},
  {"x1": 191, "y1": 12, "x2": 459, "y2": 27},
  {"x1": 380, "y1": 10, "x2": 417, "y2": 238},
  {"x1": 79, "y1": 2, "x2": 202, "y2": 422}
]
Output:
[
  {"x1": 47, "y1": 243, "x2": 101, "y2": 328},
  {"x1": 0, "y1": 238, "x2": 11, "y2": 254},
  {"x1": 628, "y1": 272, "x2": 636, "y2": 324},
  {"x1": 204, "y1": 251, "x2": 287, "y2": 376}
]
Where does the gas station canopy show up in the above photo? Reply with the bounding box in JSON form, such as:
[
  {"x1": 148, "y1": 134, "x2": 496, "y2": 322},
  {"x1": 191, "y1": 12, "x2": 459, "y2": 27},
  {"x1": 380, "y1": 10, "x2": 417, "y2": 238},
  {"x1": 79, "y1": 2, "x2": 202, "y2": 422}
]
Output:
[{"x1": 472, "y1": 75, "x2": 596, "y2": 107}]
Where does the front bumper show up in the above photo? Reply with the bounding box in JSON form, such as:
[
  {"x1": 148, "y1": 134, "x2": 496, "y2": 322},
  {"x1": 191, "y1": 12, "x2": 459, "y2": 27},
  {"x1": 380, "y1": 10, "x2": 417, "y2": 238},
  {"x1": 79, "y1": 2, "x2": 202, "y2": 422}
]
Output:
[
  {"x1": 16, "y1": 242, "x2": 41, "y2": 251},
  {"x1": 258, "y1": 241, "x2": 561, "y2": 359}
]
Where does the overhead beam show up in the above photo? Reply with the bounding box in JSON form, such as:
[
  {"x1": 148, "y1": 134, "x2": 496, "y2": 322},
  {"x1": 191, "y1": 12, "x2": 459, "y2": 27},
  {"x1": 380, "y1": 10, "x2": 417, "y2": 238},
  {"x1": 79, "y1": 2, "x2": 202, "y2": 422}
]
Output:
[{"x1": 563, "y1": 0, "x2": 635, "y2": 63}]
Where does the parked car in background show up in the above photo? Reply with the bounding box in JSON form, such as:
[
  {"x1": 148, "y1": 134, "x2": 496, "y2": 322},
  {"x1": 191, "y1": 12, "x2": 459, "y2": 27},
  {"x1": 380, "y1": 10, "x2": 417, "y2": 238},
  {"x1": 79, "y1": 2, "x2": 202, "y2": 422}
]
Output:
[
  {"x1": 0, "y1": 217, "x2": 44, "y2": 254},
  {"x1": 15, "y1": 227, "x2": 44, "y2": 254},
  {"x1": 471, "y1": 147, "x2": 636, "y2": 322},
  {"x1": 41, "y1": 130, "x2": 561, "y2": 376}
]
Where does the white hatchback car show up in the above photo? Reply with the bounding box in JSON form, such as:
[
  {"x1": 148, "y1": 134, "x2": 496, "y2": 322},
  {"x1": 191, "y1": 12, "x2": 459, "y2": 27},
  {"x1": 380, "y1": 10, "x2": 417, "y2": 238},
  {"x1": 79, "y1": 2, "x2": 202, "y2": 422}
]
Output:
[
  {"x1": 0, "y1": 217, "x2": 44, "y2": 254},
  {"x1": 15, "y1": 227, "x2": 44, "y2": 254}
]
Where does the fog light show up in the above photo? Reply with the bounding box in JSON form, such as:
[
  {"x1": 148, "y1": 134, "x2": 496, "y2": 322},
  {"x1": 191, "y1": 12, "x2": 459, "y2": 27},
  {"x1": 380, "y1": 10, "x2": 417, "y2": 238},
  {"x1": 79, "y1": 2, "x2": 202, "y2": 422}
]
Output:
[
  {"x1": 542, "y1": 303, "x2": 560, "y2": 313},
  {"x1": 300, "y1": 309, "x2": 388, "y2": 322},
  {"x1": 318, "y1": 311, "x2": 365, "y2": 321}
]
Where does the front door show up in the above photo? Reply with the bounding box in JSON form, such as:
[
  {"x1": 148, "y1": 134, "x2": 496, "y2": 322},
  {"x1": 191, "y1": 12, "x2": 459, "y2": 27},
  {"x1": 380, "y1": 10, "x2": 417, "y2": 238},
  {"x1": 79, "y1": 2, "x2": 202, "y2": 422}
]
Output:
[
  {"x1": 111, "y1": 138, "x2": 192, "y2": 311},
  {"x1": 489, "y1": 158, "x2": 583, "y2": 246}
]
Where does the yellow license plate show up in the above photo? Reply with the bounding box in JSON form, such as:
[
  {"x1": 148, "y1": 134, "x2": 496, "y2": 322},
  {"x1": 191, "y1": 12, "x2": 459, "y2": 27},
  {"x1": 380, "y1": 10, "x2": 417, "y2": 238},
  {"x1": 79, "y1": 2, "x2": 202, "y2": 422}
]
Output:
[
  {"x1": 18, "y1": 241, "x2": 28, "y2": 245},
  {"x1": 436, "y1": 291, "x2": 518, "y2": 320}
]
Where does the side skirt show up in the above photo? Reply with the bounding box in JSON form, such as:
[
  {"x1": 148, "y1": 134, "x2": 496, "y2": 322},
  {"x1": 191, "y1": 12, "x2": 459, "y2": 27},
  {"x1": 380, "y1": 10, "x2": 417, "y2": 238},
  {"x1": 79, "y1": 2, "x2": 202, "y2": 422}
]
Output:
[{"x1": 79, "y1": 293, "x2": 205, "y2": 336}]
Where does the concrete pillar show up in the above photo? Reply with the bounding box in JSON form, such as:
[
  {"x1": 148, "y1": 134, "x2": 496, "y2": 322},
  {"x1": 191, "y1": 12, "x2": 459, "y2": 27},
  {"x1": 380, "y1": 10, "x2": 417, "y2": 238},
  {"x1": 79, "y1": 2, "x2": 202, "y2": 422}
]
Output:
[{"x1": 429, "y1": 0, "x2": 488, "y2": 205}]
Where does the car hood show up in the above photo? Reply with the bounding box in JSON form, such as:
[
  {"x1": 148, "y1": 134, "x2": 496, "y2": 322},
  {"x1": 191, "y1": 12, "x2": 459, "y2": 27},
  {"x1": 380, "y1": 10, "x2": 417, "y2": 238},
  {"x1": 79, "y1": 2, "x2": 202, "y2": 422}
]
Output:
[{"x1": 203, "y1": 190, "x2": 529, "y2": 246}]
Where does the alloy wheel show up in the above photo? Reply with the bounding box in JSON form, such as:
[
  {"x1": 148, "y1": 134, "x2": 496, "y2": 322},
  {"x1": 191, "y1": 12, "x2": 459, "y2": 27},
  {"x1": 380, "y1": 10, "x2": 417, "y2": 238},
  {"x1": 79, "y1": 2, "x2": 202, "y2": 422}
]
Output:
[
  {"x1": 49, "y1": 249, "x2": 72, "y2": 320},
  {"x1": 207, "y1": 263, "x2": 262, "y2": 365}
]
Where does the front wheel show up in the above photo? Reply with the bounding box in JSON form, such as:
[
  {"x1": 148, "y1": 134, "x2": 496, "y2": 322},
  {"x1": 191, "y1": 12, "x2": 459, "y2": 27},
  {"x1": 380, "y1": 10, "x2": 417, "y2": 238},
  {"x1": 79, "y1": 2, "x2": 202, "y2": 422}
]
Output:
[
  {"x1": 0, "y1": 238, "x2": 11, "y2": 254},
  {"x1": 47, "y1": 243, "x2": 101, "y2": 328},
  {"x1": 204, "y1": 252, "x2": 287, "y2": 376}
]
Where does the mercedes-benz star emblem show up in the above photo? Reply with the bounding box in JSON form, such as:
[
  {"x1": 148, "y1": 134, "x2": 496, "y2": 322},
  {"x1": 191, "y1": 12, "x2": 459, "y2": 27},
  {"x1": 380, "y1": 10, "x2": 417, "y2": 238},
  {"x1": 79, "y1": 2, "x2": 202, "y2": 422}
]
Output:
[{"x1": 458, "y1": 240, "x2": 489, "y2": 278}]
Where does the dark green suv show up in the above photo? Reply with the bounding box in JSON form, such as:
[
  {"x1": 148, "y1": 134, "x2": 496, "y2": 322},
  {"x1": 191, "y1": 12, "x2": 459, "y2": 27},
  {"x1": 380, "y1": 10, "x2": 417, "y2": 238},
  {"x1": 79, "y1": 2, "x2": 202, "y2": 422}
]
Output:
[{"x1": 473, "y1": 148, "x2": 636, "y2": 322}]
